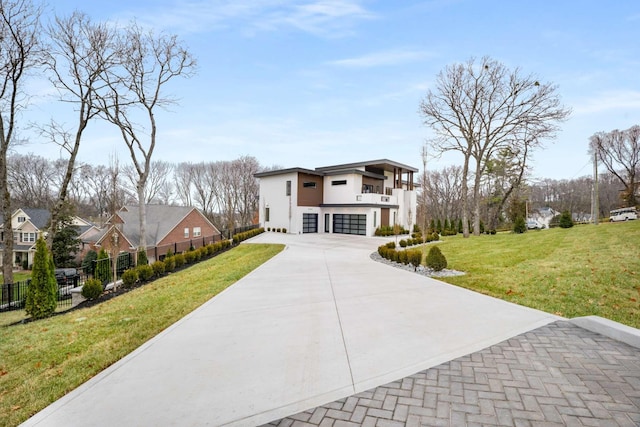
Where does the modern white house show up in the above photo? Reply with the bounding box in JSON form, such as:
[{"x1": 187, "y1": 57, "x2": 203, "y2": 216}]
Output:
[{"x1": 255, "y1": 159, "x2": 418, "y2": 236}]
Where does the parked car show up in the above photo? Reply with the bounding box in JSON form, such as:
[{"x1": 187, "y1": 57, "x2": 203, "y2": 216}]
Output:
[
  {"x1": 54, "y1": 268, "x2": 80, "y2": 288},
  {"x1": 526, "y1": 219, "x2": 542, "y2": 229}
]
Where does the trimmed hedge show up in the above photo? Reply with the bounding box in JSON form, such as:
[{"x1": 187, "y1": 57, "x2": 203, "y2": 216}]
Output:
[
  {"x1": 232, "y1": 227, "x2": 265, "y2": 244},
  {"x1": 121, "y1": 268, "x2": 138, "y2": 288}
]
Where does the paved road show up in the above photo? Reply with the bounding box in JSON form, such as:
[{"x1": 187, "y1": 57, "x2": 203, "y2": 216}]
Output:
[
  {"x1": 23, "y1": 233, "x2": 565, "y2": 426},
  {"x1": 264, "y1": 321, "x2": 640, "y2": 426}
]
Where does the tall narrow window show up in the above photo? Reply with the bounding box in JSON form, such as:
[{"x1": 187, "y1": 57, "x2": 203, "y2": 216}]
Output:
[
  {"x1": 265, "y1": 207, "x2": 270, "y2": 222},
  {"x1": 374, "y1": 211, "x2": 377, "y2": 228},
  {"x1": 286, "y1": 180, "x2": 291, "y2": 196},
  {"x1": 184, "y1": 227, "x2": 189, "y2": 238}
]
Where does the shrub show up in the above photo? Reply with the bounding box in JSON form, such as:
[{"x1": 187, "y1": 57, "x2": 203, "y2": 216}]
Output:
[
  {"x1": 407, "y1": 250, "x2": 422, "y2": 271},
  {"x1": 425, "y1": 246, "x2": 447, "y2": 271},
  {"x1": 205, "y1": 244, "x2": 215, "y2": 256},
  {"x1": 282, "y1": 228, "x2": 287, "y2": 233},
  {"x1": 559, "y1": 210, "x2": 574, "y2": 228},
  {"x1": 398, "y1": 250, "x2": 409, "y2": 265},
  {"x1": 276, "y1": 228, "x2": 281, "y2": 233},
  {"x1": 121, "y1": 269, "x2": 138, "y2": 288},
  {"x1": 513, "y1": 216, "x2": 526, "y2": 234},
  {"x1": 399, "y1": 239, "x2": 407, "y2": 248},
  {"x1": 413, "y1": 224, "x2": 421, "y2": 233},
  {"x1": 165, "y1": 248, "x2": 174, "y2": 258},
  {"x1": 184, "y1": 250, "x2": 196, "y2": 264},
  {"x1": 385, "y1": 241, "x2": 396, "y2": 249},
  {"x1": 95, "y1": 248, "x2": 112, "y2": 284},
  {"x1": 152, "y1": 260, "x2": 165, "y2": 277},
  {"x1": 81, "y1": 278, "x2": 103, "y2": 300},
  {"x1": 267, "y1": 227, "x2": 271, "y2": 232},
  {"x1": 25, "y1": 238, "x2": 57, "y2": 319},
  {"x1": 137, "y1": 249, "x2": 148, "y2": 266},
  {"x1": 173, "y1": 253, "x2": 185, "y2": 268},
  {"x1": 163, "y1": 256, "x2": 175, "y2": 272},
  {"x1": 137, "y1": 264, "x2": 154, "y2": 281},
  {"x1": 81, "y1": 250, "x2": 98, "y2": 276}
]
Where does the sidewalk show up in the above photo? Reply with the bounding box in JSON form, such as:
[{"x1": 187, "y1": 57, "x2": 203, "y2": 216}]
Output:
[{"x1": 23, "y1": 233, "x2": 561, "y2": 426}]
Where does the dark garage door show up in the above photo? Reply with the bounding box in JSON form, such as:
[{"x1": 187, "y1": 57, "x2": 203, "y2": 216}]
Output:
[
  {"x1": 303, "y1": 213, "x2": 318, "y2": 233},
  {"x1": 333, "y1": 214, "x2": 366, "y2": 235}
]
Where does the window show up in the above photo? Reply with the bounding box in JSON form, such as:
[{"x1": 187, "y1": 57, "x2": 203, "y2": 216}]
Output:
[
  {"x1": 22, "y1": 232, "x2": 35, "y2": 243},
  {"x1": 265, "y1": 207, "x2": 270, "y2": 222},
  {"x1": 184, "y1": 227, "x2": 189, "y2": 238},
  {"x1": 362, "y1": 184, "x2": 374, "y2": 193},
  {"x1": 303, "y1": 182, "x2": 316, "y2": 188},
  {"x1": 286, "y1": 180, "x2": 291, "y2": 196},
  {"x1": 193, "y1": 227, "x2": 201, "y2": 237},
  {"x1": 332, "y1": 180, "x2": 347, "y2": 186},
  {"x1": 17, "y1": 216, "x2": 25, "y2": 223},
  {"x1": 374, "y1": 211, "x2": 377, "y2": 228}
]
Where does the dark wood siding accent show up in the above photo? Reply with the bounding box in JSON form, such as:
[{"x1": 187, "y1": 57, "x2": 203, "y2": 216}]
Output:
[
  {"x1": 362, "y1": 176, "x2": 384, "y2": 194},
  {"x1": 297, "y1": 173, "x2": 324, "y2": 206}
]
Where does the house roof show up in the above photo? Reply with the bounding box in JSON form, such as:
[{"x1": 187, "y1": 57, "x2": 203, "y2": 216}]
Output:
[
  {"x1": 0, "y1": 208, "x2": 51, "y2": 230},
  {"x1": 254, "y1": 159, "x2": 418, "y2": 179},
  {"x1": 254, "y1": 167, "x2": 322, "y2": 178},
  {"x1": 97, "y1": 205, "x2": 217, "y2": 247},
  {"x1": 315, "y1": 159, "x2": 419, "y2": 174}
]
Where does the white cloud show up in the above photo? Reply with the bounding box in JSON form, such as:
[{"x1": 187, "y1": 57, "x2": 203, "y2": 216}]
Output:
[
  {"x1": 573, "y1": 90, "x2": 640, "y2": 115},
  {"x1": 328, "y1": 49, "x2": 433, "y2": 68},
  {"x1": 126, "y1": 0, "x2": 374, "y2": 37}
]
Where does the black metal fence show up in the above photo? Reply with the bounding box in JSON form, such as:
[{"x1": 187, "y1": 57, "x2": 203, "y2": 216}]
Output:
[
  {"x1": 89, "y1": 252, "x2": 134, "y2": 281},
  {"x1": 1, "y1": 279, "x2": 74, "y2": 313}
]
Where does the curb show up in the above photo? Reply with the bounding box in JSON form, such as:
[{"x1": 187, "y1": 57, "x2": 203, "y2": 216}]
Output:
[{"x1": 570, "y1": 315, "x2": 640, "y2": 349}]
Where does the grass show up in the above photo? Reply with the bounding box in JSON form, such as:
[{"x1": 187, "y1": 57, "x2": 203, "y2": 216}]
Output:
[
  {"x1": 0, "y1": 272, "x2": 31, "y2": 283},
  {"x1": 0, "y1": 243, "x2": 283, "y2": 427},
  {"x1": 425, "y1": 221, "x2": 640, "y2": 328}
]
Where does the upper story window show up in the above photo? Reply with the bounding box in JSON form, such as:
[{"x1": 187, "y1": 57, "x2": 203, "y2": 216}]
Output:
[
  {"x1": 193, "y1": 227, "x2": 201, "y2": 237},
  {"x1": 184, "y1": 227, "x2": 189, "y2": 238},
  {"x1": 303, "y1": 182, "x2": 316, "y2": 188},
  {"x1": 286, "y1": 180, "x2": 291, "y2": 196},
  {"x1": 17, "y1": 216, "x2": 26, "y2": 223},
  {"x1": 332, "y1": 180, "x2": 347, "y2": 186}
]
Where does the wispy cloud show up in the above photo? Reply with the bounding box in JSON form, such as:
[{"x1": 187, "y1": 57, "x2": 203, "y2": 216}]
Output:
[
  {"x1": 573, "y1": 90, "x2": 640, "y2": 115},
  {"x1": 123, "y1": 0, "x2": 375, "y2": 37},
  {"x1": 328, "y1": 49, "x2": 433, "y2": 68}
]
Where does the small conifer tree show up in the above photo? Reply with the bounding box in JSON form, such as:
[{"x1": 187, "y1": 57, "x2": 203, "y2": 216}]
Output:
[
  {"x1": 559, "y1": 210, "x2": 574, "y2": 228},
  {"x1": 425, "y1": 246, "x2": 447, "y2": 272},
  {"x1": 25, "y1": 238, "x2": 57, "y2": 319},
  {"x1": 137, "y1": 248, "x2": 148, "y2": 266}
]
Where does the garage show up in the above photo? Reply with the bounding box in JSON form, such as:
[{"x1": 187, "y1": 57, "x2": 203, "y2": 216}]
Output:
[
  {"x1": 302, "y1": 213, "x2": 318, "y2": 233},
  {"x1": 333, "y1": 214, "x2": 366, "y2": 235}
]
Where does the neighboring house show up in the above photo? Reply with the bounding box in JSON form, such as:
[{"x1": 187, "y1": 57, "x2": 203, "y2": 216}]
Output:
[
  {"x1": 0, "y1": 208, "x2": 97, "y2": 269},
  {"x1": 90, "y1": 205, "x2": 221, "y2": 263},
  {"x1": 255, "y1": 159, "x2": 418, "y2": 236}
]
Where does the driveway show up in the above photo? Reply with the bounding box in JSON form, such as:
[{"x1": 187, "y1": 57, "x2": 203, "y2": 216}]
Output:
[{"x1": 23, "y1": 233, "x2": 559, "y2": 426}]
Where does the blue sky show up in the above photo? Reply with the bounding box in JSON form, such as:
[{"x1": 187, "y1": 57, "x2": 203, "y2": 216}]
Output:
[{"x1": 18, "y1": 0, "x2": 640, "y2": 180}]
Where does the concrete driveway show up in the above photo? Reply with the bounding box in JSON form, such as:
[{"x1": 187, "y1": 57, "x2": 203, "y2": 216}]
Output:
[{"x1": 23, "y1": 233, "x2": 559, "y2": 426}]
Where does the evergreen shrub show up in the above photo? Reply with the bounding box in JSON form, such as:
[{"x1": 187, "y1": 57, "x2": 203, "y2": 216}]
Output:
[
  {"x1": 121, "y1": 269, "x2": 138, "y2": 288},
  {"x1": 81, "y1": 278, "x2": 103, "y2": 300},
  {"x1": 425, "y1": 246, "x2": 447, "y2": 271}
]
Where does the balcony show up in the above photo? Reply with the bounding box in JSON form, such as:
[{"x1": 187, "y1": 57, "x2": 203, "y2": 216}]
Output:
[{"x1": 355, "y1": 193, "x2": 397, "y2": 205}]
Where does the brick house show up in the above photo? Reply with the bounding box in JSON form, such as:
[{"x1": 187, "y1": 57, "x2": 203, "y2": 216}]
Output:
[{"x1": 91, "y1": 205, "x2": 222, "y2": 263}]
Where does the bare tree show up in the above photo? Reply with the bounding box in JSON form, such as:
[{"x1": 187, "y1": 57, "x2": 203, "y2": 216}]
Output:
[
  {"x1": 0, "y1": 0, "x2": 42, "y2": 284},
  {"x1": 589, "y1": 125, "x2": 640, "y2": 207},
  {"x1": 95, "y1": 23, "x2": 195, "y2": 249},
  {"x1": 40, "y1": 12, "x2": 117, "y2": 247},
  {"x1": 422, "y1": 165, "x2": 464, "y2": 225},
  {"x1": 122, "y1": 160, "x2": 174, "y2": 204},
  {"x1": 420, "y1": 56, "x2": 570, "y2": 237},
  {"x1": 174, "y1": 161, "x2": 194, "y2": 207},
  {"x1": 7, "y1": 153, "x2": 55, "y2": 208}
]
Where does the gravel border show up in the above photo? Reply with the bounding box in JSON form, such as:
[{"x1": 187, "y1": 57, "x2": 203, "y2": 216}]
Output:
[{"x1": 370, "y1": 251, "x2": 465, "y2": 278}]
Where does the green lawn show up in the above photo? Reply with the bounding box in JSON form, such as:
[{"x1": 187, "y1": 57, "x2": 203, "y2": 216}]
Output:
[
  {"x1": 0, "y1": 243, "x2": 284, "y2": 427},
  {"x1": 428, "y1": 221, "x2": 640, "y2": 328}
]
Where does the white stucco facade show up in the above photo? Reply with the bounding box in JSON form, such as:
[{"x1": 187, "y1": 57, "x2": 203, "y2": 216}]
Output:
[{"x1": 256, "y1": 160, "x2": 418, "y2": 237}]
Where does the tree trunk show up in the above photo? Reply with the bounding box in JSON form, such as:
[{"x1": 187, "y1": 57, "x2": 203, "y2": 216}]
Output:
[
  {"x1": 1, "y1": 150, "x2": 13, "y2": 285},
  {"x1": 461, "y1": 154, "x2": 471, "y2": 238},
  {"x1": 472, "y1": 157, "x2": 483, "y2": 236},
  {"x1": 137, "y1": 180, "x2": 147, "y2": 251}
]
